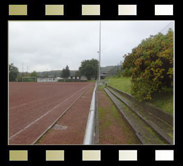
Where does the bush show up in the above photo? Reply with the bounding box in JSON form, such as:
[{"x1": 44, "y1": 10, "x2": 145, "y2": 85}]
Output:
[
  {"x1": 122, "y1": 67, "x2": 133, "y2": 77},
  {"x1": 122, "y1": 29, "x2": 173, "y2": 101}
]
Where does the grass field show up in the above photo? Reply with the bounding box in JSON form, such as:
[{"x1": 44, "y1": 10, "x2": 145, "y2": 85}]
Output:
[{"x1": 105, "y1": 76, "x2": 173, "y2": 114}]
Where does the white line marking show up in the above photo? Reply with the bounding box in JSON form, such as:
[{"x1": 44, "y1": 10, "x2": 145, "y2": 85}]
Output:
[
  {"x1": 9, "y1": 85, "x2": 82, "y2": 110},
  {"x1": 32, "y1": 84, "x2": 93, "y2": 144},
  {"x1": 9, "y1": 84, "x2": 90, "y2": 140},
  {"x1": 10, "y1": 90, "x2": 72, "y2": 110},
  {"x1": 9, "y1": 98, "x2": 50, "y2": 110}
]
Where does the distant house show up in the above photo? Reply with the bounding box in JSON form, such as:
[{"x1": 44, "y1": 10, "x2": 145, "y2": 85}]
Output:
[{"x1": 37, "y1": 77, "x2": 62, "y2": 82}]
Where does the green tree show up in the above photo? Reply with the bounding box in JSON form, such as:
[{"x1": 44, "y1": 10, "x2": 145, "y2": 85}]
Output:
[
  {"x1": 122, "y1": 29, "x2": 173, "y2": 101},
  {"x1": 9, "y1": 63, "x2": 19, "y2": 82},
  {"x1": 79, "y1": 59, "x2": 98, "y2": 80},
  {"x1": 75, "y1": 70, "x2": 80, "y2": 78},
  {"x1": 30, "y1": 71, "x2": 38, "y2": 77},
  {"x1": 61, "y1": 65, "x2": 70, "y2": 78},
  {"x1": 122, "y1": 53, "x2": 135, "y2": 76},
  {"x1": 16, "y1": 74, "x2": 23, "y2": 82}
]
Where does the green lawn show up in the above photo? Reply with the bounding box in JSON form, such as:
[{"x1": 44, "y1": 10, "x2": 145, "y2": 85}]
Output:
[
  {"x1": 105, "y1": 76, "x2": 173, "y2": 114},
  {"x1": 106, "y1": 77, "x2": 132, "y2": 94}
]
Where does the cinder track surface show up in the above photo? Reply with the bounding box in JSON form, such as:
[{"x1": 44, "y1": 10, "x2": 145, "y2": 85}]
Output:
[
  {"x1": 104, "y1": 87, "x2": 173, "y2": 145},
  {"x1": 36, "y1": 84, "x2": 95, "y2": 145},
  {"x1": 9, "y1": 82, "x2": 93, "y2": 145}
]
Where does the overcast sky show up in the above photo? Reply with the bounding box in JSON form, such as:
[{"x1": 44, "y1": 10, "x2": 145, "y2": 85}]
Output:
[{"x1": 9, "y1": 21, "x2": 174, "y2": 72}]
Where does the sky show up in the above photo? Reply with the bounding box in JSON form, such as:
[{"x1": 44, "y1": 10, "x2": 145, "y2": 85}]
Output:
[{"x1": 9, "y1": 21, "x2": 174, "y2": 72}]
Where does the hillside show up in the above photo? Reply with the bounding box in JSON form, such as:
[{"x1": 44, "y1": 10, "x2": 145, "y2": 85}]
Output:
[
  {"x1": 36, "y1": 70, "x2": 77, "y2": 77},
  {"x1": 100, "y1": 66, "x2": 114, "y2": 73}
]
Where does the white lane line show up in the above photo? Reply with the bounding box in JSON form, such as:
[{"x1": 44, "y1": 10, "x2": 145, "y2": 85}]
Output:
[
  {"x1": 32, "y1": 83, "x2": 93, "y2": 144},
  {"x1": 9, "y1": 85, "x2": 82, "y2": 110},
  {"x1": 9, "y1": 97, "x2": 51, "y2": 110},
  {"x1": 10, "y1": 90, "x2": 71, "y2": 110},
  {"x1": 9, "y1": 84, "x2": 90, "y2": 140}
]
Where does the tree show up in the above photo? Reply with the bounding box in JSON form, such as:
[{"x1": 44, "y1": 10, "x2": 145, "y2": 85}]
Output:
[
  {"x1": 122, "y1": 29, "x2": 173, "y2": 101},
  {"x1": 9, "y1": 63, "x2": 19, "y2": 82},
  {"x1": 121, "y1": 53, "x2": 135, "y2": 77},
  {"x1": 17, "y1": 74, "x2": 24, "y2": 82},
  {"x1": 79, "y1": 59, "x2": 98, "y2": 80},
  {"x1": 74, "y1": 70, "x2": 80, "y2": 78},
  {"x1": 61, "y1": 65, "x2": 70, "y2": 78},
  {"x1": 30, "y1": 71, "x2": 38, "y2": 77}
]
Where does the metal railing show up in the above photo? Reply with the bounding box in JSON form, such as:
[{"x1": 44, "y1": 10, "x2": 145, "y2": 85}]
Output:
[{"x1": 83, "y1": 82, "x2": 97, "y2": 145}]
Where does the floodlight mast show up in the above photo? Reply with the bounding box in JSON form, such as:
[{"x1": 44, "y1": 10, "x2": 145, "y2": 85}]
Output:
[{"x1": 98, "y1": 21, "x2": 101, "y2": 85}]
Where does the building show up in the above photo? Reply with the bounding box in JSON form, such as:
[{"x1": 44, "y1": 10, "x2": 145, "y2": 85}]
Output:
[{"x1": 37, "y1": 77, "x2": 62, "y2": 82}]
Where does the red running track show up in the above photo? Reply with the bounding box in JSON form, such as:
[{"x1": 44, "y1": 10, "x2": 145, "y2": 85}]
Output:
[{"x1": 9, "y1": 82, "x2": 92, "y2": 145}]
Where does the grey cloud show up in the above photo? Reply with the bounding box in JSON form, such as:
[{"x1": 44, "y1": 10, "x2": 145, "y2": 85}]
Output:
[{"x1": 9, "y1": 21, "x2": 174, "y2": 72}]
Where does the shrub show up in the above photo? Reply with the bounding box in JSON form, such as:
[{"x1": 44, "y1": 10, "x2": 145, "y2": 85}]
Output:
[{"x1": 122, "y1": 29, "x2": 173, "y2": 101}]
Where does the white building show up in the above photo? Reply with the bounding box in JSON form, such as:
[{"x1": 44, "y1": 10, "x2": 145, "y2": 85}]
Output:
[{"x1": 37, "y1": 77, "x2": 63, "y2": 82}]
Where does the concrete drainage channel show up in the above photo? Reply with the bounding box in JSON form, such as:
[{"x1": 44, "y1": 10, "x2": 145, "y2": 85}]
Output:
[
  {"x1": 104, "y1": 86, "x2": 173, "y2": 145},
  {"x1": 83, "y1": 82, "x2": 173, "y2": 145}
]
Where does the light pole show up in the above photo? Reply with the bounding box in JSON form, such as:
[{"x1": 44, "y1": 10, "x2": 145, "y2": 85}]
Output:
[{"x1": 98, "y1": 21, "x2": 101, "y2": 85}]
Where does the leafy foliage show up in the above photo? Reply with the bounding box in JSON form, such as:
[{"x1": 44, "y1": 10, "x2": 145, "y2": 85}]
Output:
[
  {"x1": 79, "y1": 59, "x2": 98, "y2": 80},
  {"x1": 61, "y1": 65, "x2": 70, "y2": 78},
  {"x1": 122, "y1": 29, "x2": 173, "y2": 101},
  {"x1": 9, "y1": 63, "x2": 19, "y2": 82},
  {"x1": 122, "y1": 53, "x2": 135, "y2": 76},
  {"x1": 74, "y1": 70, "x2": 80, "y2": 77},
  {"x1": 30, "y1": 71, "x2": 38, "y2": 77}
]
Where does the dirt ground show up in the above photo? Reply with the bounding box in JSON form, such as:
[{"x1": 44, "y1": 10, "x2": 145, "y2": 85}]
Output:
[{"x1": 98, "y1": 87, "x2": 141, "y2": 145}]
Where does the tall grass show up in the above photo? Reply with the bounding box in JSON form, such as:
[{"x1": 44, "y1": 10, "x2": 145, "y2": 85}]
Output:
[
  {"x1": 106, "y1": 76, "x2": 132, "y2": 94},
  {"x1": 105, "y1": 76, "x2": 173, "y2": 114}
]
